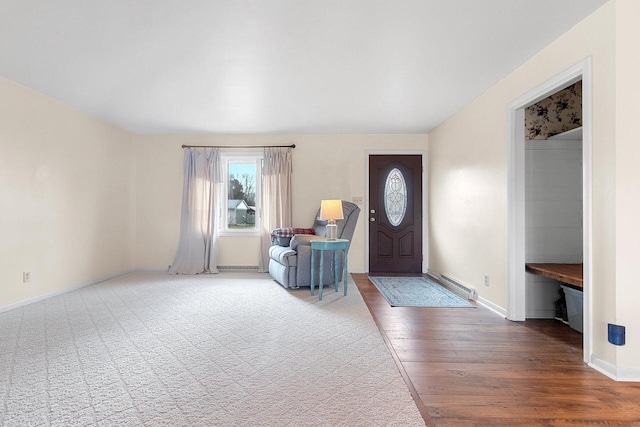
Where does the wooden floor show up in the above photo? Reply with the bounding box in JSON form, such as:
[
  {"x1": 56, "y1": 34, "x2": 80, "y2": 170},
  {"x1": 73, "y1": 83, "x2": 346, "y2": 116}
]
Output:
[{"x1": 353, "y1": 273, "x2": 640, "y2": 427}]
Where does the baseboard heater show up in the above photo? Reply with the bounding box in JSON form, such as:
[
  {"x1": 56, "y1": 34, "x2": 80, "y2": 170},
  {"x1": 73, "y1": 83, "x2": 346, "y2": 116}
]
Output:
[
  {"x1": 435, "y1": 273, "x2": 477, "y2": 300},
  {"x1": 218, "y1": 265, "x2": 259, "y2": 272}
]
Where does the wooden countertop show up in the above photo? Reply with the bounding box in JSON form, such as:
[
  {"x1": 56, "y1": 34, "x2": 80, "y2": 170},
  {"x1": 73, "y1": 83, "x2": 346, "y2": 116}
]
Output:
[{"x1": 525, "y1": 263, "x2": 583, "y2": 288}]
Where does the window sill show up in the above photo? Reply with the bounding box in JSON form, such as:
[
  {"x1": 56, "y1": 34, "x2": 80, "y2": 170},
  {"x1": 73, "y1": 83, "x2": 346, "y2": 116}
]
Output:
[{"x1": 219, "y1": 230, "x2": 261, "y2": 238}]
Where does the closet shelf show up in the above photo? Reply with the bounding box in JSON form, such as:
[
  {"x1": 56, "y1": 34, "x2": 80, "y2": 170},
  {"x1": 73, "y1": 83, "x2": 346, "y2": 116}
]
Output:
[{"x1": 525, "y1": 263, "x2": 583, "y2": 288}]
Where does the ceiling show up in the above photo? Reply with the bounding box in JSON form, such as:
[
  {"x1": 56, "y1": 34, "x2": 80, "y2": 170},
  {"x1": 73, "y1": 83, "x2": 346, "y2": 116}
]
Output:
[{"x1": 0, "y1": 0, "x2": 608, "y2": 134}]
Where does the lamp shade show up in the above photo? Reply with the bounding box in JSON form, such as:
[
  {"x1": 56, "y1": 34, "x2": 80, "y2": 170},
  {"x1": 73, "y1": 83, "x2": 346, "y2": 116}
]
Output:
[{"x1": 319, "y1": 200, "x2": 344, "y2": 221}]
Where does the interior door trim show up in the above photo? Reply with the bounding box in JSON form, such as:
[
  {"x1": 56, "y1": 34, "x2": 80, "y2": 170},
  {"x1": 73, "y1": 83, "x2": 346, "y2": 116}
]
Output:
[
  {"x1": 365, "y1": 150, "x2": 428, "y2": 273},
  {"x1": 506, "y1": 58, "x2": 592, "y2": 365}
]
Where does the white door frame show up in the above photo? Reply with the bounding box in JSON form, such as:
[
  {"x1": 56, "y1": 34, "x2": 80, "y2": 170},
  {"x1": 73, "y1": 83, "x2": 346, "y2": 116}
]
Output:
[
  {"x1": 365, "y1": 150, "x2": 428, "y2": 273},
  {"x1": 506, "y1": 58, "x2": 592, "y2": 363}
]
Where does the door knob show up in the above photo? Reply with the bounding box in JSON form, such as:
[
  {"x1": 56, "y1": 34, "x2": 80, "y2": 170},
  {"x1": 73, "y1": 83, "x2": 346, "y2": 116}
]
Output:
[
  {"x1": 370, "y1": 209, "x2": 376, "y2": 214},
  {"x1": 370, "y1": 217, "x2": 376, "y2": 222}
]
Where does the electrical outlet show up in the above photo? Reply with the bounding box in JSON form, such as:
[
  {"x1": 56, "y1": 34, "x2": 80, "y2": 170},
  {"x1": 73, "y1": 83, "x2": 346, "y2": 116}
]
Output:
[
  {"x1": 23, "y1": 272, "x2": 31, "y2": 283},
  {"x1": 484, "y1": 274, "x2": 490, "y2": 287},
  {"x1": 352, "y1": 196, "x2": 363, "y2": 205}
]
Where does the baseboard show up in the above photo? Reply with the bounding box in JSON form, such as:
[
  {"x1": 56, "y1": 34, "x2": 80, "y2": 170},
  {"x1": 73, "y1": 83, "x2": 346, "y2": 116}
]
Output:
[
  {"x1": 477, "y1": 296, "x2": 507, "y2": 318},
  {"x1": 618, "y1": 366, "x2": 640, "y2": 382},
  {"x1": 137, "y1": 266, "x2": 170, "y2": 273},
  {"x1": 525, "y1": 309, "x2": 556, "y2": 319},
  {"x1": 426, "y1": 268, "x2": 440, "y2": 279},
  {"x1": 0, "y1": 267, "x2": 136, "y2": 314},
  {"x1": 218, "y1": 265, "x2": 259, "y2": 272},
  {"x1": 590, "y1": 355, "x2": 640, "y2": 382}
]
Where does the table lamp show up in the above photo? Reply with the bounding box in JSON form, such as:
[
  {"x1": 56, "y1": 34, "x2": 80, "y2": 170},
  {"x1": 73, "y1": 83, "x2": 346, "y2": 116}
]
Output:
[{"x1": 320, "y1": 199, "x2": 343, "y2": 240}]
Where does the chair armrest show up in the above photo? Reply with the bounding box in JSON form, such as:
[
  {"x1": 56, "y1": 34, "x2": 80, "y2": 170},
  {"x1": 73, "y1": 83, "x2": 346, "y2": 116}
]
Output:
[
  {"x1": 269, "y1": 245, "x2": 298, "y2": 265},
  {"x1": 290, "y1": 234, "x2": 321, "y2": 250}
]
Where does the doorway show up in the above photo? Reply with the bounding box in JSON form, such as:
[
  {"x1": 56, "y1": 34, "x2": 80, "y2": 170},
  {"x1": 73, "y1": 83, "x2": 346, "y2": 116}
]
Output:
[
  {"x1": 368, "y1": 155, "x2": 423, "y2": 273},
  {"x1": 506, "y1": 59, "x2": 592, "y2": 363}
]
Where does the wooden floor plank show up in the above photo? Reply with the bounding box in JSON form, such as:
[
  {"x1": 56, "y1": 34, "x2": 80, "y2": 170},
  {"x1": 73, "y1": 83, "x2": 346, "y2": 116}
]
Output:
[{"x1": 353, "y1": 273, "x2": 640, "y2": 427}]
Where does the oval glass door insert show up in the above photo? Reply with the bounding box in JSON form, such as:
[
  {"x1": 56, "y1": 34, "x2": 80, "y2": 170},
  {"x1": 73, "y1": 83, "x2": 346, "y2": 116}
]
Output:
[{"x1": 384, "y1": 168, "x2": 407, "y2": 226}]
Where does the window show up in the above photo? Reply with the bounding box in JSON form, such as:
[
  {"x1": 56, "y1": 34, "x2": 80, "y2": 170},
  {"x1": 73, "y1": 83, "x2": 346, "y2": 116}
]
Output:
[
  {"x1": 384, "y1": 167, "x2": 407, "y2": 227},
  {"x1": 222, "y1": 153, "x2": 262, "y2": 235}
]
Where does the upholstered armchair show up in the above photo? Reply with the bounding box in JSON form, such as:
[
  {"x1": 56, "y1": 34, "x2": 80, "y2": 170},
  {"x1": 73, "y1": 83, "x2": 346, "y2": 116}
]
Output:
[{"x1": 268, "y1": 201, "x2": 361, "y2": 289}]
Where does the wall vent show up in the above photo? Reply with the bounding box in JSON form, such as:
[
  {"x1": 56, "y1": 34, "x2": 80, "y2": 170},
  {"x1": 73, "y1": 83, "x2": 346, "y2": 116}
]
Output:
[{"x1": 435, "y1": 273, "x2": 477, "y2": 300}]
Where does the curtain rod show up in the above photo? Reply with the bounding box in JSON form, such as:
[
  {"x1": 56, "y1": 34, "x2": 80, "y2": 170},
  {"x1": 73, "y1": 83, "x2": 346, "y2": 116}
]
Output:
[{"x1": 181, "y1": 144, "x2": 295, "y2": 149}]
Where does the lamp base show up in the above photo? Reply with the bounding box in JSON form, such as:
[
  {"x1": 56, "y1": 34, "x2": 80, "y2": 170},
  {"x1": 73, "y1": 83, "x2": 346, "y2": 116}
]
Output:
[{"x1": 326, "y1": 221, "x2": 337, "y2": 240}]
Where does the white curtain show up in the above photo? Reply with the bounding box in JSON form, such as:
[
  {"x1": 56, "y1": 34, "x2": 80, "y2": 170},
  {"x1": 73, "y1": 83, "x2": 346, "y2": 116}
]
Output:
[
  {"x1": 258, "y1": 147, "x2": 293, "y2": 272},
  {"x1": 169, "y1": 149, "x2": 223, "y2": 274}
]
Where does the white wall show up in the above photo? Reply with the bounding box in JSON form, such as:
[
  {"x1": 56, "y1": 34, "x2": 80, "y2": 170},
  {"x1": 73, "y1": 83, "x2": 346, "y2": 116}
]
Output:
[
  {"x1": 525, "y1": 138, "x2": 583, "y2": 318},
  {"x1": 525, "y1": 139, "x2": 583, "y2": 263},
  {"x1": 133, "y1": 134, "x2": 427, "y2": 273},
  {"x1": 0, "y1": 76, "x2": 135, "y2": 309},
  {"x1": 428, "y1": 1, "x2": 619, "y2": 366}
]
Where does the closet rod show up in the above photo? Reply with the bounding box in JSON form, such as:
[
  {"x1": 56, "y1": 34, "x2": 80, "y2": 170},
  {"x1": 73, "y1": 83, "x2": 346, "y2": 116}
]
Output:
[{"x1": 181, "y1": 144, "x2": 295, "y2": 149}]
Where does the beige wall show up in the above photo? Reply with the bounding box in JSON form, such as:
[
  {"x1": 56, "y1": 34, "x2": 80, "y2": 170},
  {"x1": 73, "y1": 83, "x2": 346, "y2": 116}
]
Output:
[
  {"x1": 0, "y1": 76, "x2": 135, "y2": 308},
  {"x1": 429, "y1": 0, "x2": 640, "y2": 372},
  {"x1": 134, "y1": 134, "x2": 427, "y2": 272},
  {"x1": 614, "y1": 0, "x2": 640, "y2": 371},
  {"x1": 0, "y1": 84, "x2": 425, "y2": 308},
  {"x1": 4, "y1": 0, "x2": 636, "y2": 375}
]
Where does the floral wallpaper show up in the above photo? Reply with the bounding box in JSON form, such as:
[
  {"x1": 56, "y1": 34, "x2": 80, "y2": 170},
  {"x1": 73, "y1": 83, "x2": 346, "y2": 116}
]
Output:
[{"x1": 525, "y1": 81, "x2": 582, "y2": 140}]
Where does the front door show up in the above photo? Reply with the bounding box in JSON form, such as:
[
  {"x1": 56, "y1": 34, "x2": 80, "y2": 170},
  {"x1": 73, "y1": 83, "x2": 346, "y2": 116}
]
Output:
[{"x1": 369, "y1": 155, "x2": 422, "y2": 273}]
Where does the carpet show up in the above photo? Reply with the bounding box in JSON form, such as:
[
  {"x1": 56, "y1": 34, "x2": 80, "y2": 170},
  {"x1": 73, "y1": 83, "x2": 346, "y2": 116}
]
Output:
[
  {"x1": 0, "y1": 271, "x2": 425, "y2": 426},
  {"x1": 368, "y1": 276, "x2": 475, "y2": 308}
]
